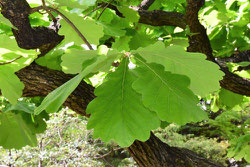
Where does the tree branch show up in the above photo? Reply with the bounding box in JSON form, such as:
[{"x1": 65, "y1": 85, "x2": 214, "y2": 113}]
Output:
[
  {"x1": 127, "y1": 132, "x2": 223, "y2": 167},
  {"x1": 0, "y1": 0, "x2": 63, "y2": 50},
  {"x1": 216, "y1": 50, "x2": 250, "y2": 64},
  {"x1": 138, "y1": 10, "x2": 186, "y2": 29},
  {"x1": 31, "y1": 6, "x2": 94, "y2": 50},
  {"x1": 138, "y1": 0, "x2": 156, "y2": 10}
]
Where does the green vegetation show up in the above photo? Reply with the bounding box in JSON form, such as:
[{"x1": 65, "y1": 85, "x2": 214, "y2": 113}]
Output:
[{"x1": 0, "y1": 0, "x2": 249, "y2": 166}]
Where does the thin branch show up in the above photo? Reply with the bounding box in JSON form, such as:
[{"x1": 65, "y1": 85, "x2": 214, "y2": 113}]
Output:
[
  {"x1": 31, "y1": 6, "x2": 94, "y2": 50},
  {"x1": 84, "y1": 4, "x2": 105, "y2": 19},
  {"x1": 94, "y1": 148, "x2": 123, "y2": 159},
  {"x1": 0, "y1": 56, "x2": 22, "y2": 65},
  {"x1": 41, "y1": 0, "x2": 57, "y2": 22},
  {"x1": 138, "y1": 0, "x2": 156, "y2": 10},
  {"x1": 97, "y1": 0, "x2": 114, "y2": 20},
  {"x1": 216, "y1": 50, "x2": 250, "y2": 64}
]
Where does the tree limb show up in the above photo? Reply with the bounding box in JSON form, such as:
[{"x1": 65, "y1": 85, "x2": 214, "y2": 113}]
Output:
[
  {"x1": 138, "y1": 0, "x2": 156, "y2": 10},
  {"x1": 0, "y1": 0, "x2": 63, "y2": 50},
  {"x1": 138, "y1": 10, "x2": 186, "y2": 29},
  {"x1": 31, "y1": 6, "x2": 94, "y2": 50},
  {"x1": 216, "y1": 50, "x2": 250, "y2": 64}
]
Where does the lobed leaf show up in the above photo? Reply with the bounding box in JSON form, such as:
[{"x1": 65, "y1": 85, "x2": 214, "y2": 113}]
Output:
[
  {"x1": 87, "y1": 58, "x2": 160, "y2": 147},
  {"x1": 133, "y1": 41, "x2": 224, "y2": 96},
  {"x1": 132, "y1": 60, "x2": 208, "y2": 125},
  {"x1": 0, "y1": 111, "x2": 46, "y2": 149},
  {"x1": 61, "y1": 46, "x2": 121, "y2": 74},
  {"x1": 0, "y1": 66, "x2": 24, "y2": 104}
]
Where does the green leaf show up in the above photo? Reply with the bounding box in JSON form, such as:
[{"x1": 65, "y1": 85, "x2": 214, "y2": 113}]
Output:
[
  {"x1": 54, "y1": 0, "x2": 96, "y2": 9},
  {"x1": 117, "y1": 6, "x2": 140, "y2": 22},
  {"x1": 61, "y1": 48, "x2": 97, "y2": 74},
  {"x1": 209, "y1": 26, "x2": 227, "y2": 51},
  {"x1": 100, "y1": 23, "x2": 126, "y2": 37},
  {"x1": 35, "y1": 52, "x2": 112, "y2": 115},
  {"x1": 61, "y1": 46, "x2": 121, "y2": 74},
  {"x1": 132, "y1": 60, "x2": 208, "y2": 125},
  {"x1": 133, "y1": 41, "x2": 224, "y2": 96},
  {"x1": 98, "y1": 8, "x2": 114, "y2": 24},
  {"x1": 0, "y1": 53, "x2": 37, "y2": 72},
  {"x1": 36, "y1": 49, "x2": 64, "y2": 71},
  {"x1": 34, "y1": 71, "x2": 86, "y2": 114},
  {"x1": 112, "y1": 36, "x2": 132, "y2": 51},
  {"x1": 0, "y1": 35, "x2": 37, "y2": 72},
  {"x1": 227, "y1": 134, "x2": 250, "y2": 163},
  {"x1": 0, "y1": 34, "x2": 37, "y2": 57},
  {"x1": 219, "y1": 88, "x2": 243, "y2": 108},
  {"x1": 5, "y1": 101, "x2": 36, "y2": 114},
  {"x1": 87, "y1": 58, "x2": 160, "y2": 147},
  {"x1": 77, "y1": 0, "x2": 96, "y2": 6},
  {"x1": 0, "y1": 112, "x2": 37, "y2": 149},
  {"x1": 129, "y1": 31, "x2": 157, "y2": 50},
  {"x1": 0, "y1": 14, "x2": 16, "y2": 29},
  {"x1": 0, "y1": 66, "x2": 24, "y2": 104},
  {"x1": 59, "y1": 12, "x2": 104, "y2": 45}
]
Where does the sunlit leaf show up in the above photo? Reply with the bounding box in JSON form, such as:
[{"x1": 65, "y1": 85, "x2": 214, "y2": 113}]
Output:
[
  {"x1": 133, "y1": 41, "x2": 224, "y2": 96},
  {"x1": 132, "y1": 60, "x2": 208, "y2": 125},
  {"x1": 87, "y1": 58, "x2": 160, "y2": 147}
]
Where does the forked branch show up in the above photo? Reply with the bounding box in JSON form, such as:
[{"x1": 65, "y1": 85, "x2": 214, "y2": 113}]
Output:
[{"x1": 31, "y1": 6, "x2": 94, "y2": 50}]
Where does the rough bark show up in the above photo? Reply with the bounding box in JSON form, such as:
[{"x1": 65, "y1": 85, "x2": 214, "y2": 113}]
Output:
[
  {"x1": 0, "y1": 0, "x2": 247, "y2": 166},
  {"x1": 0, "y1": 0, "x2": 63, "y2": 51},
  {"x1": 138, "y1": 10, "x2": 186, "y2": 29},
  {"x1": 127, "y1": 133, "x2": 223, "y2": 167}
]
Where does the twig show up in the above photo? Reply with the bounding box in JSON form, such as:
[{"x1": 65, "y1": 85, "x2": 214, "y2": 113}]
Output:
[
  {"x1": 94, "y1": 147, "x2": 123, "y2": 159},
  {"x1": 0, "y1": 56, "x2": 22, "y2": 65},
  {"x1": 41, "y1": 0, "x2": 57, "y2": 22},
  {"x1": 97, "y1": 0, "x2": 114, "y2": 20},
  {"x1": 30, "y1": 6, "x2": 93, "y2": 50},
  {"x1": 83, "y1": 4, "x2": 105, "y2": 19}
]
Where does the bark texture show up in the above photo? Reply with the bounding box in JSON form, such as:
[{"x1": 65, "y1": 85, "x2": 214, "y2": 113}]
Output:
[
  {"x1": 0, "y1": 0, "x2": 63, "y2": 51},
  {"x1": 0, "y1": 0, "x2": 248, "y2": 166},
  {"x1": 127, "y1": 133, "x2": 223, "y2": 167}
]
